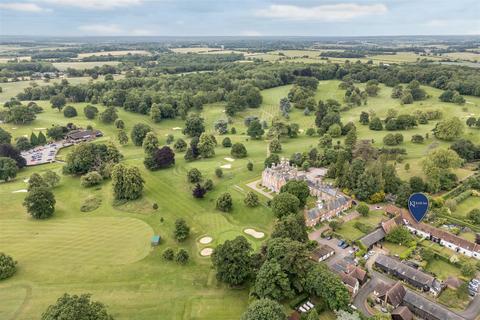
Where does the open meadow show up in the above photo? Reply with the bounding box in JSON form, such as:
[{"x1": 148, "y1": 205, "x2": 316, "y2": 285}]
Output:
[{"x1": 2, "y1": 78, "x2": 480, "y2": 319}]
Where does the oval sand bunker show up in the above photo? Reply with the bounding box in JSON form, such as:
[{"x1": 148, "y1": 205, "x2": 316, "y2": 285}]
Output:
[
  {"x1": 199, "y1": 236, "x2": 213, "y2": 244},
  {"x1": 200, "y1": 248, "x2": 213, "y2": 256},
  {"x1": 244, "y1": 228, "x2": 265, "y2": 239}
]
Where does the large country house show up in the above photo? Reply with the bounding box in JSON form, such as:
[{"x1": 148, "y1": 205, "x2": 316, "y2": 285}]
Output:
[{"x1": 261, "y1": 159, "x2": 352, "y2": 226}]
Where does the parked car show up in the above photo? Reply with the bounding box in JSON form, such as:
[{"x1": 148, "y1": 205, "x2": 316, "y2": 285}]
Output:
[
  {"x1": 338, "y1": 240, "x2": 345, "y2": 247},
  {"x1": 341, "y1": 243, "x2": 350, "y2": 249},
  {"x1": 326, "y1": 236, "x2": 332, "y2": 240}
]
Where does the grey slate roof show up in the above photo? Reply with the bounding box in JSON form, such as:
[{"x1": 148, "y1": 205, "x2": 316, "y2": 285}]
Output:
[
  {"x1": 375, "y1": 254, "x2": 435, "y2": 287},
  {"x1": 359, "y1": 228, "x2": 386, "y2": 248},
  {"x1": 403, "y1": 290, "x2": 464, "y2": 320}
]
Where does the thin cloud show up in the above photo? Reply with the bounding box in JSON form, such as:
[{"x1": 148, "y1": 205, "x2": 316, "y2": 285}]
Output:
[
  {"x1": 78, "y1": 24, "x2": 122, "y2": 35},
  {"x1": 255, "y1": 3, "x2": 387, "y2": 22},
  {"x1": 241, "y1": 30, "x2": 262, "y2": 37},
  {"x1": 0, "y1": 2, "x2": 49, "y2": 12},
  {"x1": 37, "y1": 0, "x2": 142, "y2": 10}
]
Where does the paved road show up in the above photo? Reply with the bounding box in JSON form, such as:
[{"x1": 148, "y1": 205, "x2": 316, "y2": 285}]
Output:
[{"x1": 352, "y1": 252, "x2": 478, "y2": 320}]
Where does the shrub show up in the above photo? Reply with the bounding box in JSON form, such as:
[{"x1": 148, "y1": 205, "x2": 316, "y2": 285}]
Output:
[
  {"x1": 222, "y1": 137, "x2": 232, "y2": 147},
  {"x1": 215, "y1": 167, "x2": 223, "y2": 178},
  {"x1": 84, "y1": 105, "x2": 98, "y2": 119},
  {"x1": 216, "y1": 192, "x2": 233, "y2": 212},
  {"x1": 231, "y1": 143, "x2": 247, "y2": 158},
  {"x1": 174, "y1": 138, "x2": 187, "y2": 152},
  {"x1": 63, "y1": 105, "x2": 77, "y2": 118},
  {"x1": 162, "y1": 248, "x2": 174, "y2": 261},
  {"x1": 80, "y1": 171, "x2": 103, "y2": 187},
  {"x1": 175, "y1": 249, "x2": 189, "y2": 265},
  {"x1": 0, "y1": 253, "x2": 16, "y2": 280},
  {"x1": 244, "y1": 191, "x2": 259, "y2": 207},
  {"x1": 187, "y1": 168, "x2": 202, "y2": 183},
  {"x1": 356, "y1": 203, "x2": 369, "y2": 217},
  {"x1": 247, "y1": 161, "x2": 253, "y2": 171},
  {"x1": 354, "y1": 222, "x2": 373, "y2": 234}
]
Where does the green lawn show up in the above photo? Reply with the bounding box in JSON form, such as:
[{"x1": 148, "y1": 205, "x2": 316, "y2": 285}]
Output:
[
  {"x1": 425, "y1": 259, "x2": 463, "y2": 281},
  {"x1": 336, "y1": 210, "x2": 387, "y2": 241},
  {"x1": 437, "y1": 288, "x2": 469, "y2": 311},
  {"x1": 2, "y1": 78, "x2": 480, "y2": 319},
  {"x1": 383, "y1": 242, "x2": 409, "y2": 256},
  {"x1": 455, "y1": 196, "x2": 480, "y2": 217},
  {"x1": 0, "y1": 101, "x2": 272, "y2": 319}
]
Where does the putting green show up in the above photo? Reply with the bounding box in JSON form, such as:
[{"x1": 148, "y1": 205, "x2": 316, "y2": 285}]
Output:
[{"x1": 0, "y1": 217, "x2": 153, "y2": 266}]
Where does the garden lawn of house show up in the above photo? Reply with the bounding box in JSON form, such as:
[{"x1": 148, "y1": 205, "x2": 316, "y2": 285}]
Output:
[
  {"x1": 425, "y1": 259, "x2": 464, "y2": 281},
  {"x1": 336, "y1": 210, "x2": 386, "y2": 242},
  {"x1": 383, "y1": 242, "x2": 409, "y2": 256},
  {"x1": 437, "y1": 287, "x2": 469, "y2": 311}
]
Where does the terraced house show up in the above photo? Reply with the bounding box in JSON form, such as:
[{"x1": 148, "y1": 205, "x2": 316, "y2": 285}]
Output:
[{"x1": 386, "y1": 205, "x2": 480, "y2": 260}]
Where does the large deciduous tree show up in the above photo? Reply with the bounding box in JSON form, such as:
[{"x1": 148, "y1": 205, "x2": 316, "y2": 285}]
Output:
[
  {"x1": 280, "y1": 180, "x2": 309, "y2": 207},
  {"x1": 144, "y1": 146, "x2": 175, "y2": 170},
  {"x1": 23, "y1": 187, "x2": 56, "y2": 219},
  {"x1": 433, "y1": 117, "x2": 464, "y2": 141},
  {"x1": 241, "y1": 299, "x2": 286, "y2": 320},
  {"x1": 211, "y1": 236, "x2": 253, "y2": 286},
  {"x1": 183, "y1": 114, "x2": 205, "y2": 137},
  {"x1": 41, "y1": 293, "x2": 113, "y2": 320},
  {"x1": 271, "y1": 193, "x2": 300, "y2": 218},
  {"x1": 0, "y1": 157, "x2": 18, "y2": 182},
  {"x1": 131, "y1": 123, "x2": 152, "y2": 146},
  {"x1": 111, "y1": 164, "x2": 144, "y2": 200}
]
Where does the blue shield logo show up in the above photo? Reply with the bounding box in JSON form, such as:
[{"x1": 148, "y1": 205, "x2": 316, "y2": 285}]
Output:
[{"x1": 408, "y1": 193, "x2": 429, "y2": 222}]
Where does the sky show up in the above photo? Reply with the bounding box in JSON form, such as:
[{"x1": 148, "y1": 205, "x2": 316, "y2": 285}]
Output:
[{"x1": 0, "y1": 0, "x2": 479, "y2": 37}]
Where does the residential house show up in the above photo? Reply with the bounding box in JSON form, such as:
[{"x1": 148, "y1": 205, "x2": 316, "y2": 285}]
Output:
[
  {"x1": 391, "y1": 306, "x2": 413, "y2": 320},
  {"x1": 386, "y1": 205, "x2": 480, "y2": 260},
  {"x1": 374, "y1": 281, "x2": 406, "y2": 308},
  {"x1": 310, "y1": 244, "x2": 335, "y2": 262},
  {"x1": 374, "y1": 254, "x2": 443, "y2": 296}
]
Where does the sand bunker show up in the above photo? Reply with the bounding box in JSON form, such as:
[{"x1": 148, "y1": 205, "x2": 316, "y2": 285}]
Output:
[
  {"x1": 12, "y1": 189, "x2": 28, "y2": 193},
  {"x1": 200, "y1": 248, "x2": 213, "y2": 256},
  {"x1": 220, "y1": 164, "x2": 232, "y2": 169},
  {"x1": 244, "y1": 228, "x2": 265, "y2": 239},
  {"x1": 34, "y1": 128, "x2": 46, "y2": 130},
  {"x1": 172, "y1": 127, "x2": 182, "y2": 130},
  {"x1": 224, "y1": 157, "x2": 235, "y2": 162},
  {"x1": 199, "y1": 236, "x2": 213, "y2": 244}
]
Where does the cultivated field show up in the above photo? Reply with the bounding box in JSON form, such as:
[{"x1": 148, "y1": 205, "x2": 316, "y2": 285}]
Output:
[{"x1": 52, "y1": 61, "x2": 121, "y2": 71}]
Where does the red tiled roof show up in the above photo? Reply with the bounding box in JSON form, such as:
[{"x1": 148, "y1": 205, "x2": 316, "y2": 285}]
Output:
[{"x1": 387, "y1": 205, "x2": 480, "y2": 253}]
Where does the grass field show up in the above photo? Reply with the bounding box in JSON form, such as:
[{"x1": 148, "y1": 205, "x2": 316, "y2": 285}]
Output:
[
  {"x1": 0, "y1": 98, "x2": 274, "y2": 319},
  {"x1": 455, "y1": 196, "x2": 480, "y2": 217},
  {"x1": 53, "y1": 61, "x2": 121, "y2": 71},
  {"x1": 247, "y1": 49, "x2": 446, "y2": 65},
  {"x1": 2, "y1": 78, "x2": 480, "y2": 319},
  {"x1": 77, "y1": 50, "x2": 151, "y2": 58}
]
